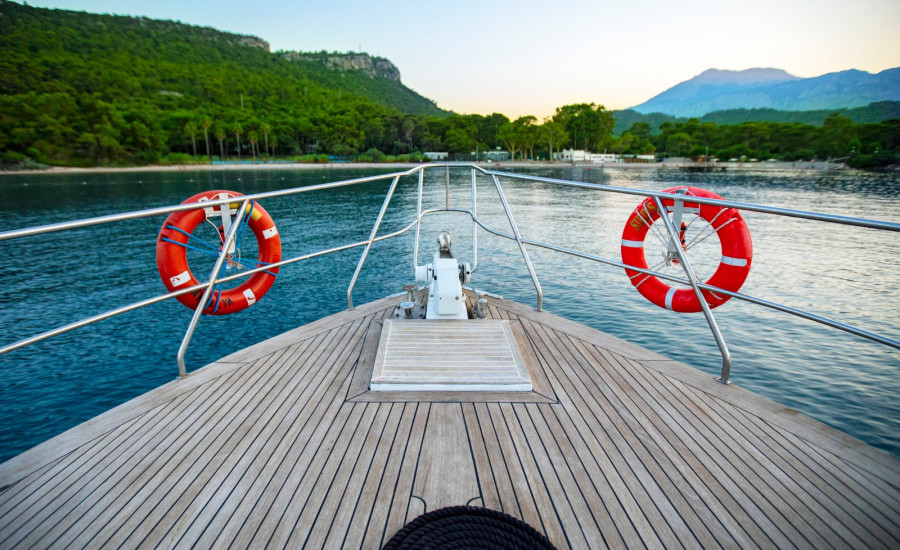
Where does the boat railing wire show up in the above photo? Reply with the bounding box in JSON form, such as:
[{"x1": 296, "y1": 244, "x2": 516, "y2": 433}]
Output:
[{"x1": 1, "y1": 163, "x2": 898, "y2": 382}]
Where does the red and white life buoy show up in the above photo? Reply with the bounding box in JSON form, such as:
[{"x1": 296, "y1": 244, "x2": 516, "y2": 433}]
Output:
[
  {"x1": 156, "y1": 190, "x2": 281, "y2": 315},
  {"x1": 621, "y1": 186, "x2": 752, "y2": 312}
]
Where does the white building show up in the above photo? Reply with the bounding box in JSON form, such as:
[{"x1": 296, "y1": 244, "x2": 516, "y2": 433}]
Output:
[
  {"x1": 588, "y1": 153, "x2": 620, "y2": 163},
  {"x1": 471, "y1": 150, "x2": 509, "y2": 162},
  {"x1": 424, "y1": 152, "x2": 448, "y2": 161},
  {"x1": 554, "y1": 149, "x2": 587, "y2": 162},
  {"x1": 619, "y1": 154, "x2": 657, "y2": 163},
  {"x1": 554, "y1": 150, "x2": 624, "y2": 163}
]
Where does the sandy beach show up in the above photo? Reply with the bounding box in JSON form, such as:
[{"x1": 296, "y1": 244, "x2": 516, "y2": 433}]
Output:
[{"x1": 0, "y1": 159, "x2": 851, "y2": 176}]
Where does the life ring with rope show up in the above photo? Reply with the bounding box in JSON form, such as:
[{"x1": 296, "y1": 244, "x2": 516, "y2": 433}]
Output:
[
  {"x1": 620, "y1": 186, "x2": 752, "y2": 312},
  {"x1": 156, "y1": 190, "x2": 281, "y2": 315}
]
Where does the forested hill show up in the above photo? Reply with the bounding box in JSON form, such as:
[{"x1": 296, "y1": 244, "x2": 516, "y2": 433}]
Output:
[
  {"x1": 613, "y1": 101, "x2": 900, "y2": 136},
  {"x1": 0, "y1": 0, "x2": 445, "y2": 166}
]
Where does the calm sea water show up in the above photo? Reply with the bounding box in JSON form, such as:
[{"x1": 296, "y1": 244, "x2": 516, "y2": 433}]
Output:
[{"x1": 0, "y1": 166, "x2": 898, "y2": 462}]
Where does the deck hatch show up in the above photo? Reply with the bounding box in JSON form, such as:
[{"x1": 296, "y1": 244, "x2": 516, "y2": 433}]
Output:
[{"x1": 370, "y1": 320, "x2": 532, "y2": 392}]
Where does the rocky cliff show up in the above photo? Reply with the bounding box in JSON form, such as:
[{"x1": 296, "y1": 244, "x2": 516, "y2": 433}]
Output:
[
  {"x1": 281, "y1": 52, "x2": 401, "y2": 82},
  {"x1": 232, "y1": 35, "x2": 270, "y2": 51}
]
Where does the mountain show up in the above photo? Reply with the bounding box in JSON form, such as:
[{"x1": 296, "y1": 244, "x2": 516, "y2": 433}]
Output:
[{"x1": 630, "y1": 67, "x2": 900, "y2": 117}]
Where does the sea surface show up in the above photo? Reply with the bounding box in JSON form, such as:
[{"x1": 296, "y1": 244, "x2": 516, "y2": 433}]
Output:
[{"x1": 0, "y1": 165, "x2": 898, "y2": 463}]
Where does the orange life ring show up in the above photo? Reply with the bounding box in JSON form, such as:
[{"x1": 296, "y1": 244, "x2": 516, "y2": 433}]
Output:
[
  {"x1": 156, "y1": 190, "x2": 281, "y2": 315},
  {"x1": 621, "y1": 186, "x2": 752, "y2": 312}
]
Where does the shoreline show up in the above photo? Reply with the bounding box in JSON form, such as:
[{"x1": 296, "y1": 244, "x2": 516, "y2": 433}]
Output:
[{"x1": 0, "y1": 160, "x2": 852, "y2": 176}]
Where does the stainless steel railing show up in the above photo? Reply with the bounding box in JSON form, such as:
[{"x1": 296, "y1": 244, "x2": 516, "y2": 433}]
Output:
[
  {"x1": 176, "y1": 198, "x2": 251, "y2": 378},
  {"x1": 1, "y1": 163, "x2": 898, "y2": 384}
]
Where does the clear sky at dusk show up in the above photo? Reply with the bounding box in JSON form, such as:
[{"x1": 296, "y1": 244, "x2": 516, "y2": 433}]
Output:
[{"x1": 22, "y1": 0, "x2": 900, "y2": 119}]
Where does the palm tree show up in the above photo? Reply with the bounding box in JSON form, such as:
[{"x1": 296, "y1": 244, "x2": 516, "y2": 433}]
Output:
[
  {"x1": 270, "y1": 135, "x2": 278, "y2": 158},
  {"x1": 215, "y1": 128, "x2": 226, "y2": 159},
  {"x1": 248, "y1": 130, "x2": 258, "y2": 160},
  {"x1": 261, "y1": 123, "x2": 271, "y2": 160},
  {"x1": 201, "y1": 117, "x2": 212, "y2": 158},
  {"x1": 402, "y1": 118, "x2": 415, "y2": 152},
  {"x1": 233, "y1": 124, "x2": 242, "y2": 160},
  {"x1": 185, "y1": 122, "x2": 198, "y2": 157}
]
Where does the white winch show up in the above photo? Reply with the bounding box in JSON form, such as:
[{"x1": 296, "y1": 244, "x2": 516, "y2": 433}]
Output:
[{"x1": 414, "y1": 232, "x2": 471, "y2": 319}]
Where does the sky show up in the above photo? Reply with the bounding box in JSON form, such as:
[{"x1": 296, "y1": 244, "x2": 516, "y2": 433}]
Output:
[{"x1": 21, "y1": 0, "x2": 900, "y2": 119}]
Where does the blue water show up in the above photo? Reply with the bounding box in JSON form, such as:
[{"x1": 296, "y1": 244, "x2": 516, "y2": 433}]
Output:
[{"x1": 1, "y1": 166, "x2": 898, "y2": 463}]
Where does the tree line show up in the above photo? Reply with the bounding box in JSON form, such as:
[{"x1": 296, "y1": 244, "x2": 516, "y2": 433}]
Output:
[
  {"x1": 612, "y1": 101, "x2": 900, "y2": 135},
  {"x1": 4, "y1": 91, "x2": 898, "y2": 169},
  {"x1": 648, "y1": 115, "x2": 900, "y2": 168}
]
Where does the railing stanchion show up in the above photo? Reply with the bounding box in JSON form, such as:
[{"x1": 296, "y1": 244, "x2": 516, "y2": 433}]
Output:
[
  {"x1": 491, "y1": 174, "x2": 543, "y2": 311},
  {"x1": 347, "y1": 175, "x2": 401, "y2": 310},
  {"x1": 176, "y1": 198, "x2": 251, "y2": 379},
  {"x1": 653, "y1": 196, "x2": 733, "y2": 383},
  {"x1": 413, "y1": 169, "x2": 424, "y2": 269},
  {"x1": 445, "y1": 166, "x2": 450, "y2": 210},
  {"x1": 471, "y1": 168, "x2": 478, "y2": 271}
]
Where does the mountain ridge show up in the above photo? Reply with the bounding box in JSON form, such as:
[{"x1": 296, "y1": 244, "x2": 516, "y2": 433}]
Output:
[
  {"x1": 690, "y1": 68, "x2": 799, "y2": 85},
  {"x1": 631, "y1": 67, "x2": 900, "y2": 117}
]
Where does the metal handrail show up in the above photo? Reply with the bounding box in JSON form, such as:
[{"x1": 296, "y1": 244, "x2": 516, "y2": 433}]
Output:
[
  {"x1": 654, "y1": 195, "x2": 732, "y2": 383},
  {"x1": 484, "y1": 170, "x2": 900, "y2": 232},
  {"x1": 490, "y1": 173, "x2": 543, "y2": 312},
  {"x1": 0, "y1": 171, "x2": 424, "y2": 242},
  {"x1": 1, "y1": 163, "x2": 898, "y2": 383},
  {"x1": 176, "y1": 198, "x2": 251, "y2": 378},
  {"x1": 347, "y1": 175, "x2": 401, "y2": 309}
]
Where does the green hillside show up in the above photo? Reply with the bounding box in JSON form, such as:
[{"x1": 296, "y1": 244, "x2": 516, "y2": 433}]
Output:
[
  {"x1": 0, "y1": 0, "x2": 445, "y2": 166},
  {"x1": 613, "y1": 101, "x2": 900, "y2": 135}
]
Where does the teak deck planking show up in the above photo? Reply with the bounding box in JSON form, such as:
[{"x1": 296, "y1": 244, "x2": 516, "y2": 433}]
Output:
[{"x1": 0, "y1": 292, "x2": 898, "y2": 549}]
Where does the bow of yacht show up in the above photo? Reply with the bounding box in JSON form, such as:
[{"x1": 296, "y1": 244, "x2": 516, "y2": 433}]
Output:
[{"x1": 0, "y1": 164, "x2": 898, "y2": 549}]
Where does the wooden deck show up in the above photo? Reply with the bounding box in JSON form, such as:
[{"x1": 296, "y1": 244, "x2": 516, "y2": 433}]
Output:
[{"x1": 0, "y1": 292, "x2": 898, "y2": 549}]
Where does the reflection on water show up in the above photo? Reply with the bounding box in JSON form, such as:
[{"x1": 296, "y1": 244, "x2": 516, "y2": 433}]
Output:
[{"x1": 0, "y1": 166, "x2": 898, "y2": 462}]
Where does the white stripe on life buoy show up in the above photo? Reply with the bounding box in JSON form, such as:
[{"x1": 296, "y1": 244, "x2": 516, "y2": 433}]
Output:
[
  {"x1": 665, "y1": 287, "x2": 676, "y2": 310},
  {"x1": 262, "y1": 226, "x2": 278, "y2": 240},
  {"x1": 243, "y1": 288, "x2": 257, "y2": 305},
  {"x1": 621, "y1": 239, "x2": 644, "y2": 248},
  {"x1": 721, "y1": 256, "x2": 748, "y2": 267},
  {"x1": 170, "y1": 270, "x2": 191, "y2": 287}
]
